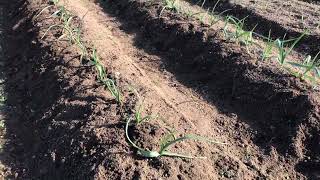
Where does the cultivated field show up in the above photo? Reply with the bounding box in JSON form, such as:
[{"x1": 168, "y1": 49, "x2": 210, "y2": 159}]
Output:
[{"x1": 0, "y1": 0, "x2": 319, "y2": 179}]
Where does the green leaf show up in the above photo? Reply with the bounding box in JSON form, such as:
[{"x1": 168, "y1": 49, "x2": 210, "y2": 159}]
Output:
[{"x1": 287, "y1": 61, "x2": 309, "y2": 68}]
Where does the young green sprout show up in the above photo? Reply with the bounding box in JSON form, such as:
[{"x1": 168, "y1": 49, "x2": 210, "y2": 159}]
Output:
[
  {"x1": 41, "y1": 3, "x2": 87, "y2": 61},
  {"x1": 35, "y1": 0, "x2": 62, "y2": 20},
  {"x1": 208, "y1": 9, "x2": 230, "y2": 27},
  {"x1": 34, "y1": 5, "x2": 54, "y2": 20},
  {"x1": 274, "y1": 31, "x2": 307, "y2": 65},
  {"x1": 261, "y1": 30, "x2": 273, "y2": 61},
  {"x1": 41, "y1": 8, "x2": 73, "y2": 40},
  {"x1": 288, "y1": 51, "x2": 320, "y2": 81},
  {"x1": 41, "y1": 24, "x2": 64, "y2": 39},
  {"x1": 43, "y1": 0, "x2": 122, "y2": 102},
  {"x1": 91, "y1": 49, "x2": 106, "y2": 81},
  {"x1": 125, "y1": 118, "x2": 226, "y2": 158},
  {"x1": 72, "y1": 27, "x2": 88, "y2": 62},
  {"x1": 184, "y1": 8, "x2": 195, "y2": 19},
  {"x1": 207, "y1": 0, "x2": 230, "y2": 26},
  {"x1": 49, "y1": 6, "x2": 71, "y2": 22},
  {"x1": 223, "y1": 16, "x2": 256, "y2": 48},
  {"x1": 134, "y1": 104, "x2": 152, "y2": 124},
  {"x1": 199, "y1": 8, "x2": 210, "y2": 24},
  {"x1": 0, "y1": 96, "x2": 5, "y2": 106},
  {"x1": 58, "y1": 16, "x2": 74, "y2": 41},
  {"x1": 160, "y1": 0, "x2": 179, "y2": 17},
  {"x1": 103, "y1": 79, "x2": 122, "y2": 103},
  {"x1": 90, "y1": 50, "x2": 122, "y2": 103},
  {"x1": 242, "y1": 25, "x2": 256, "y2": 47},
  {"x1": 200, "y1": 0, "x2": 206, "y2": 8}
]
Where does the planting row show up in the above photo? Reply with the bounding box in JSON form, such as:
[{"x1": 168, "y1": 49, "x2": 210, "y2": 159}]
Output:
[
  {"x1": 156, "y1": 0, "x2": 320, "y2": 86},
  {"x1": 2, "y1": 0, "x2": 319, "y2": 178},
  {"x1": 187, "y1": 0, "x2": 320, "y2": 55},
  {"x1": 99, "y1": 0, "x2": 320, "y2": 178}
]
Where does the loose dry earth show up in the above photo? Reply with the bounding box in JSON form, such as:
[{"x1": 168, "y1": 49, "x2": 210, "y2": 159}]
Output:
[{"x1": 0, "y1": 0, "x2": 319, "y2": 179}]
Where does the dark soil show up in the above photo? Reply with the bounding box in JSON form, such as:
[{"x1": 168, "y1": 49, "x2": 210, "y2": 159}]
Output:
[
  {"x1": 97, "y1": 0, "x2": 320, "y2": 178},
  {"x1": 0, "y1": 0, "x2": 230, "y2": 179},
  {"x1": 301, "y1": 0, "x2": 320, "y2": 4},
  {"x1": 1, "y1": 0, "x2": 319, "y2": 179},
  {"x1": 187, "y1": 0, "x2": 320, "y2": 56},
  {"x1": 1, "y1": 0, "x2": 125, "y2": 179}
]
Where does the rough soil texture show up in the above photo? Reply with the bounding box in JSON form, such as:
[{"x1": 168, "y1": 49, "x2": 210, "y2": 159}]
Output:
[
  {"x1": 0, "y1": 0, "x2": 319, "y2": 179},
  {"x1": 300, "y1": 0, "x2": 320, "y2": 4},
  {"x1": 188, "y1": 0, "x2": 320, "y2": 56},
  {"x1": 1, "y1": 0, "x2": 124, "y2": 179},
  {"x1": 95, "y1": 0, "x2": 320, "y2": 178}
]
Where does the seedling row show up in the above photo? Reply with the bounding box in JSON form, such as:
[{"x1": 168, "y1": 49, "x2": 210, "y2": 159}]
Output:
[
  {"x1": 40, "y1": 0, "x2": 223, "y2": 160},
  {"x1": 158, "y1": 0, "x2": 320, "y2": 86}
]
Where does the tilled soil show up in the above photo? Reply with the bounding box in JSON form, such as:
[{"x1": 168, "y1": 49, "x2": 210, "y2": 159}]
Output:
[
  {"x1": 0, "y1": 0, "x2": 319, "y2": 179},
  {"x1": 300, "y1": 0, "x2": 320, "y2": 4},
  {"x1": 1, "y1": 0, "x2": 124, "y2": 178},
  {"x1": 188, "y1": 0, "x2": 320, "y2": 56},
  {"x1": 97, "y1": 0, "x2": 320, "y2": 178}
]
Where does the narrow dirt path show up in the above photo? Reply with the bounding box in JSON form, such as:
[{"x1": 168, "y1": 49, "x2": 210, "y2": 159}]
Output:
[{"x1": 62, "y1": 0, "x2": 306, "y2": 178}]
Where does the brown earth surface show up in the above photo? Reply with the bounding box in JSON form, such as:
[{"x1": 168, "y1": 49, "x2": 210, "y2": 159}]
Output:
[
  {"x1": 300, "y1": 0, "x2": 320, "y2": 4},
  {"x1": 188, "y1": 0, "x2": 320, "y2": 56},
  {"x1": 0, "y1": 0, "x2": 319, "y2": 179}
]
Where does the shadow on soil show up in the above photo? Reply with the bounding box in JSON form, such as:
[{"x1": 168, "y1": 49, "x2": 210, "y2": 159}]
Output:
[
  {"x1": 0, "y1": 0, "x2": 107, "y2": 178},
  {"x1": 186, "y1": 0, "x2": 320, "y2": 56},
  {"x1": 95, "y1": 0, "x2": 319, "y2": 179}
]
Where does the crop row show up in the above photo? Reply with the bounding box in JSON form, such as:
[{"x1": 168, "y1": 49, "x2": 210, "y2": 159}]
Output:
[
  {"x1": 158, "y1": 0, "x2": 320, "y2": 86},
  {"x1": 37, "y1": 0, "x2": 224, "y2": 160}
]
